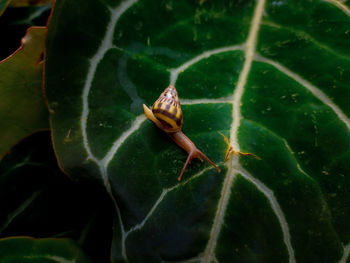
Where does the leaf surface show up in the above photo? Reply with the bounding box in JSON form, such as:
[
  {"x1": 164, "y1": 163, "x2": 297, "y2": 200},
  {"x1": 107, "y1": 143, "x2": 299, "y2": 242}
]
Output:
[
  {"x1": 0, "y1": 0, "x2": 11, "y2": 16},
  {"x1": 0, "y1": 26, "x2": 48, "y2": 158},
  {"x1": 9, "y1": 0, "x2": 52, "y2": 7},
  {"x1": 45, "y1": 0, "x2": 350, "y2": 262},
  {"x1": 0, "y1": 131, "x2": 114, "y2": 262},
  {"x1": 0, "y1": 237, "x2": 92, "y2": 263}
]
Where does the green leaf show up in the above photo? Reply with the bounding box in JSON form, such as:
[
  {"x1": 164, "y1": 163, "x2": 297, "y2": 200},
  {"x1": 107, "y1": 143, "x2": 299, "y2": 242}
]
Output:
[
  {"x1": 0, "y1": 236, "x2": 92, "y2": 263},
  {"x1": 334, "y1": 0, "x2": 350, "y2": 10},
  {"x1": 0, "y1": 26, "x2": 49, "y2": 158},
  {"x1": 0, "y1": 131, "x2": 114, "y2": 262},
  {"x1": 7, "y1": 5, "x2": 51, "y2": 26},
  {"x1": 0, "y1": 0, "x2": 11, "y2": 16},
  {"x1": 9, "y1": 0, "x2": 52, "y2": 7},
  {"x1": 45, "y1": 0, "x2": 350, "y2": 262}
]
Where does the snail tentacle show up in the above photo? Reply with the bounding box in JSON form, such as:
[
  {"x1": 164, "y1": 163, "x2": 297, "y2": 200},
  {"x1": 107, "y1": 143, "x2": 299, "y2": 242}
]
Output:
[{"x1": 143, "y1": 85, "x2": 221, "y2": 181}]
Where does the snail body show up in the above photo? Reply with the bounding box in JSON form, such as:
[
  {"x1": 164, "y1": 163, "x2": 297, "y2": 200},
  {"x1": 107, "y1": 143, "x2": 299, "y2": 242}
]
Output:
[{"x1": 143, "y1": 85, "x2": 221, "y2": 181}]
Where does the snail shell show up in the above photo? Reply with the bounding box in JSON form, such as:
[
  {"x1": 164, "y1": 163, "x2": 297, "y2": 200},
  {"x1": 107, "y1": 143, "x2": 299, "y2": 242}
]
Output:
[
  {"x1": 151, "y1": 85, "x2": 183, "y2": 132},
  {"x1": 143, "y1": 85, "x2": 221, "y2": 181}
]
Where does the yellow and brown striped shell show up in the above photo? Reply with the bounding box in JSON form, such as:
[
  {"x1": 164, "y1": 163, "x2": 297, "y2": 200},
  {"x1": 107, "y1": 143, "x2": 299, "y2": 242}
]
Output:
[{"x1": 151, "y1": 85, "x2": 183, "y2": 132}]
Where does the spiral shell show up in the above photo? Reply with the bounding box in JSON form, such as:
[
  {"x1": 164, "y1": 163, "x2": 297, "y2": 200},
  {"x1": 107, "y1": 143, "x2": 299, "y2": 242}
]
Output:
[{"x1": 151, "y1": 85, "x2": 183, "y2": 132}]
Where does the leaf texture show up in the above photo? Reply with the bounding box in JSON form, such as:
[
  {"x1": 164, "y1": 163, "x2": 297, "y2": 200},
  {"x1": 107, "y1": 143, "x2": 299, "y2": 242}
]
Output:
[
  {"x1": 45, "y1": 0, "x2": 350, "y2": 262},
  {"x1": 0, "y1": 27, "x2": 48, "y2": 158}
]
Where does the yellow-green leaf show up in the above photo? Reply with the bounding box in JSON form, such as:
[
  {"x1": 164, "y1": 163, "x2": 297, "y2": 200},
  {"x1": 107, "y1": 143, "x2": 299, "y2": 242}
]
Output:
[
  {"x1": 0, "y1": 237, "x2": 92, "y2": 263},
  {"x1": 0, "y1": 26, "x2": 49, "y2": 159},
  {"x1": 9, "y1": 0, "x2": 52, "y2": 7}
]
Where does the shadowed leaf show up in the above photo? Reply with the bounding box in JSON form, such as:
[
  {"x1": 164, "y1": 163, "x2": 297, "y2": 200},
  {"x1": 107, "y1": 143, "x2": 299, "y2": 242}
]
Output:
[
  {"x1": 9, "y1": 0, "x2": 52, "y2": 7},
  {"x1": 0, "y1": 0, "x2": 11, "y2": 16},
  {"x1": 0, "y1": 237, "x2": 92, "y2": 263},
  {"x1": 0, "y1": 131, "x2": 114, "y2": 263}
]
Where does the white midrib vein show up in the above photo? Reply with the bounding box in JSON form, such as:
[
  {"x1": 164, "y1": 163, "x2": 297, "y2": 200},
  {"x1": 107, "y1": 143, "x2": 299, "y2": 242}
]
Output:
[
  {"x1": 80, "y1": 0, "x2": 138, "y2": 262},
  {"x1": 340, "y1": 242, "x2": 350, "y2": 263},
  {"x1": 202, "y1": 0, "x2": 266, "y2": 262}
]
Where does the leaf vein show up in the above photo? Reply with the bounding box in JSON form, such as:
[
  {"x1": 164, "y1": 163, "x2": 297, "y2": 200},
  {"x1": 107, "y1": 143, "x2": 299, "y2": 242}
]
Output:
[
  {"x1": 324, "y1": 0, "x2": 350, "y2": 16},
  {"x1": 203, "y1": 0, "x2": 268, "y2": 262},
  {"x1": 169, "y1": 45, "x2": 244, "y2": 85},
  {"x1": 79, "y1": 0, "x2": 138, "y2": 262},
  {"x1": 237, "y1": 166, "x2": 296, "y2": 263},
  {"x1": 0, "y1": 190, "x2": 42, "y2": 234},
  {"x1": 261, "y1": 21, "x2": 350, "y2": 61},
  {"x1": 123, "y1": 165, "x2": 219, "y2": 240},
  {"x1": 339, "y1": 242, "x2": 350, "y2": 263},
  {"x1": 101, "y1": 115, "x2": 146, "y2": 169},
  {"x1": 254, "y1": 54, "x2": 350, "y2": 132},
  {"x1": 181, "y1": 97, "x2": 233, "y2": 105}
]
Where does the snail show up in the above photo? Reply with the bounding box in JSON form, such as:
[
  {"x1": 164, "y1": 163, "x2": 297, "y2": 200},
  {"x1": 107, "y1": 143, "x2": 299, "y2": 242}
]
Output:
[{"x1": 143, "y1": 85, "x2": 221, "y2": 181}]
